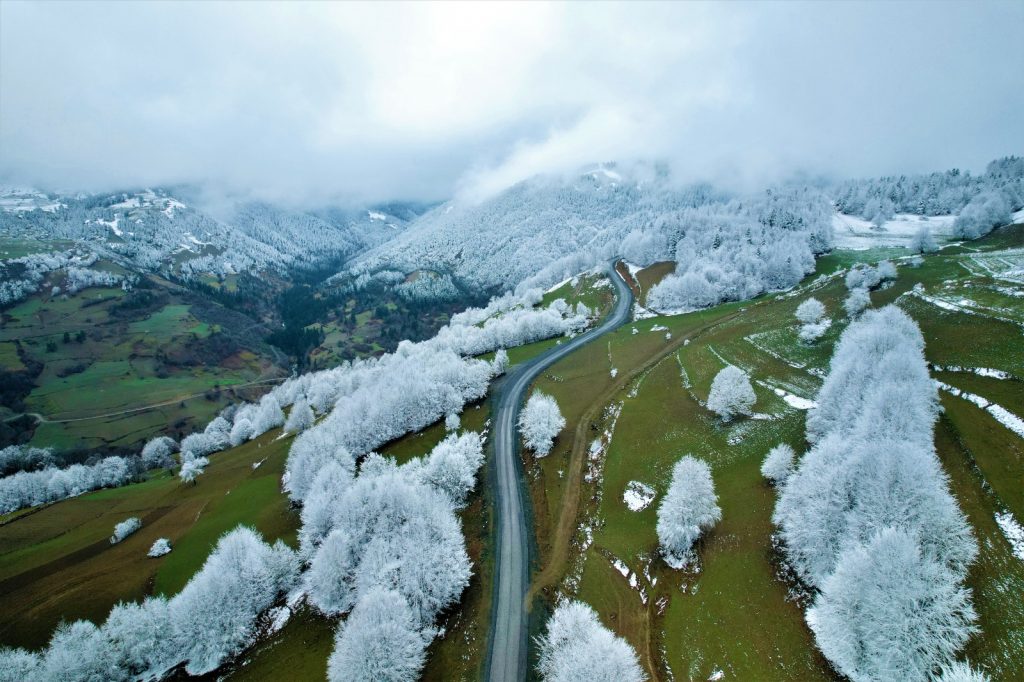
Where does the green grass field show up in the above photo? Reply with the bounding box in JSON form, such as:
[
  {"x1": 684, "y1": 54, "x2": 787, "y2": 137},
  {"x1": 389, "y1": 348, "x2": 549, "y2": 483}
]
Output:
[
  {"x1": 0, "y1": 427, "x2": 298, "y2": 650},
  {"x1": 520, "y1": 225, "x2": 1024, "y2": 680},
  {"x1": 0, "y1": 269, "x2": 281, "y2": 452}
]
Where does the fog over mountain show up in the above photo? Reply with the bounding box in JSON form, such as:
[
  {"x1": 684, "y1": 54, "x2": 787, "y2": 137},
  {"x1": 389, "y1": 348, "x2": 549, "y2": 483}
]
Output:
[{"x1": 2, "y1": 1, "x2": 1021, "y2": 205}]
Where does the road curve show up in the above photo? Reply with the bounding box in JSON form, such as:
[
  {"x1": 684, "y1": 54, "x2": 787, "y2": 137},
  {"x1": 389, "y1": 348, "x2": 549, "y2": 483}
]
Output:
[{"x1": 485, "y1": 262, "x2": 634, "y2": 682}]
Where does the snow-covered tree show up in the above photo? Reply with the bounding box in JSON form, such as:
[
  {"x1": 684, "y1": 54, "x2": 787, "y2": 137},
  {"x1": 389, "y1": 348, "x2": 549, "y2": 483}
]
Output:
[
  {"x1": 537, "y1": 601, "x2": 646, "y2": 682},
  {"x1": 806, "y1": 528, "x2": 977, "y2": 682},
  {"x1": 876, "y1": 259, "x2": 898, "y2": 283},
  {"x1": 795, "y1": 298, "x2": 826, "y2": 325},
  {"x1": 284, "y1": 398, "x2": 315, "y2": 434},
  {"x1": 519, "y1": 390, "x2": 565, "y2": 457},
  {"x1": 326, "y1": 588, "x2": 429, "y2": 682},
  {"x1": 110, "y1": 517, "x2": 141, "y2": 544},
  {"x1": 910, "y1": 224, "x2": 939, "y2": 254},
  {"x1": 761, "y1": 443, "x2": 795, "y2": 486},
  {"x1": 169, "y1": 527, "x2": 299, "y2": 675},
  {"x1": 252, "y1": 394, "x2": 285, "y2": 436},
  {"x1": 492, "y1": 348, "x2": 509, "y2": 376},
  {"x1": 147, "y1": 538, "x2": 172, "y2": 557},
  {"x1": 306, "y1": 465, "x2": 471, "y2": 625},
  {"x1": 843, "y1": 288, "x2": 871, "y2": 318},
  {"x1": 298, "y1": 460, "x2": 355, "y2": 555},
  {"x1": 656, "y1": 456, "x2": 721, "y2": 568},
  {"x1": 416, "y1": 432, "x2": 484, "y2": 509},
  {"x1": 178, "y1": 455, "x2": 208, "y2": 484},
  {"x1": 706, "y1": 365, "x2": 755, "y2": 421},
  {"x1": 953, "y1": 190, "x2": 1012, "y2": 239},
  {"x1": 203, "y1": 416, "x2": 232, "y2": 451},
  {"x1": 935, "y1": 662, "x2": 992, "y2": 682},
  {"x1": 140, "y1": 436, "x2": 176, "y2": 470},
  {"x1": 229, "y1": 417, "x2": 254, "y2": 447},
  {"x1": 444, "y1": 412, "x2": 460, "y2": 432},
  {"x1": 798, "y1": 320, "x2": 830, "y2": 344}
]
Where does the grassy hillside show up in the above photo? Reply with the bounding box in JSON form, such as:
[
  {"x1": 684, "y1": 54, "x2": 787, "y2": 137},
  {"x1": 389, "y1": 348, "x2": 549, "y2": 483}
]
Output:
[
  {"x1": 0, "y1": 426, "x2": 297, "y2": 649},
  {"x1": 0, "y1": 246, "x2": 287, "y2": 454},
  {"x1": 521, "y1": 224, "x2": 1024, "y2": 680}
]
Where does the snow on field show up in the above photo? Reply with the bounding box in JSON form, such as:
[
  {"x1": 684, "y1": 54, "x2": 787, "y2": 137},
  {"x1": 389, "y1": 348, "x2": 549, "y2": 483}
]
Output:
[
  {"x1": 1012, "y1": 208, "x2": 1024, "y2": 224},
  {"x1": 932, "y1": 365, "x2": 1014, "y2": 381},
  {"x1": 995, "y1": 511, "x2": 1024, "y2": 562},
  {"x1": 97, "y1": 216, "x2": 122, "y2": 236},
  {"x1": 831, "y1": 212, "x2": 955, "y2": 250},
  {"x1": 0, "y1": 187, "x2": 65, "y2": 213},
  {"x1": 623, "y1": 480, "x2": 656, "y2": 511},
  {"x1": 936, "y1": 380, "x2": 1024, "y2": 438},
  {"x1": 756, "y1": 379, "x2": 817, "y2": 410}
]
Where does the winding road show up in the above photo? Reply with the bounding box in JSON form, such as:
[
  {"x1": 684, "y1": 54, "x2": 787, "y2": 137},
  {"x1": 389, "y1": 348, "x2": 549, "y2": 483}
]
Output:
[{"x1": 485, "y1": 262, "x2": 634, "y2": 682}]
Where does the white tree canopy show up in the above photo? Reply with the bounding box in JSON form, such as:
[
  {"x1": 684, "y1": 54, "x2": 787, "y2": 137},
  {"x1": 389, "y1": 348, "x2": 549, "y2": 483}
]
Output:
[
  {"x1": 761, "y1": 443, "x2": 795, "y2": 486},
  {"x1": 806, "y1": 527, "x2": 977, "y2": 682},
  {"x1": 326, "y1": 587, "x2": 429, "y2": 682},
  {"x1": 537, "y1": 601, "x2": 646, "y2": 682},
  {"x1": 656, "y1": 456, "x2": 721, "y2": 568},
  {"x1": 706, "y1": 365, "x2": 755, "y2": 421},
  {"x1": 795, "y1": 298, "x2": 826, "y2": 325},
  {"x1": 519, "y1": 390, "x2": 566, "y2": 457}
]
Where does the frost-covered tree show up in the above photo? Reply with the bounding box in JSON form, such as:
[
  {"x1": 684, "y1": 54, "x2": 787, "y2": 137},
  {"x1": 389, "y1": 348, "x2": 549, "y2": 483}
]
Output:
[
  {"x1": 953, "y1": 190, "x2": 1012, "y2": 239},
  {"x1": 843, "y1": 288, "x2": 871, "y2": 318},
  {"x1": 251, "y1": 394, "x2": 285, "y2": 437},
  {"x1": 147, "y1": 538, "x2": 172, "y2": 557},
  {"x1": 444, "y1": 412, "x2": 460, "y2": 432},
  {"x1": 110, "y1": 517, "x2": 142, "y2": 544},
  {"x1": 795, "y1": 298, "x2": 826, "y2": 325},
  {"x1": 706, "y1": 365, "x2": 755, "y2": 421},
  {"x1": 306, "y1": 465, "x2": 471, "y2": 625},
  {"x1": 910, "y1": 224, "x2": 939, "y2": 254},
  {"x1": 284, "y1": 398, "x2": 315, "y2": 434},
  {"x1": 806, "y1": 306, "x2": 932, "y2": 445},
  {"x1": 140, "y1": 436, "x2": 176, "y2": 470},
  {"x1": 935, "y1": 662, "x2": 992, "y2": 682},
  {"x1": 229, "y1": 417, "x2": 254, "y2": 447},
  {"x1": 656, "y1": 456, "x2": 721, "y2": 568},
  {"x1": 0, "y1": 445, "x2": 55, "y2": 476},
  {"x1": 0, "y1": 456, "x2": 137, "y2": 514},
  {"x1": 876, "y1": 259, "x2": 898, "y2": 283},
  {"x1": 416, "y1": 432, "x2": 484, "y2": 509},
  {"x1": 492, "y1": 348, "x2": 509, "y2": 376},
  {"x1": 761, "y1": 443, "x2": 795, "y2": 486},
  {"x1": 537, "y1": 601, "x2": 646, "y2": 682},
  {"x1": 806, "y1": 528, "x2": 977, "y2": 682},
  {"x1": 326, "y1": 588, "x2": 429, "y2": 682},
  {"x1": 519, "y1": 390, "x2": 565, "y2": 457},
  {"x1": 169, "y1": 527, "x2": 299, "y2": 675},
  {"x1": 178, "y1": 455, "x2": 208, "y2": 484},
  {"x1": 203, "y1": 416, "x2": 232, "y2": 452},
  {"x1": 298, "y1": 460, "x2": 355, "y2": 555}
]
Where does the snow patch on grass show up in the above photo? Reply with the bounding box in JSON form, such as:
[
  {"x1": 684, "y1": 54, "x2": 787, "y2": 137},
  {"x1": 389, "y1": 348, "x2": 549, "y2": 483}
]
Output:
[
  {"x1": 623, "y1": 481, "x2": 656, "y2": 512},
  {"x1": 995, "y1": 511, "x2": 1024, "y2": 562},
  {"x1": 936, "y1": 380, "x2": 1024, "y2": 438}
]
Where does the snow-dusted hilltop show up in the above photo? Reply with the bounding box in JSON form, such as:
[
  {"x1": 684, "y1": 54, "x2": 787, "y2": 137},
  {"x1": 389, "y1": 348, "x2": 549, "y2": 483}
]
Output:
[
  {"x1": 0, "y1": 187, "x2": 424, "y2": 278},
  {"x1": 354, "y1": 157, "x2": 1023, "y2": 303}
]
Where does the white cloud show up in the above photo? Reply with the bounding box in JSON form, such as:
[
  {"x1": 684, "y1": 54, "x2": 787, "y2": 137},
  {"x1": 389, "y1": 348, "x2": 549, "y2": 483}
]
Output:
[{"x1": 1, "y1": 1, "x2": 1021, "y2": 205}]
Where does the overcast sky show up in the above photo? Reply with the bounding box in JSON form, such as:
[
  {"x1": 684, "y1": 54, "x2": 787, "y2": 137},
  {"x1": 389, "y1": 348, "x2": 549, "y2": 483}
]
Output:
[{"x1": 1, "y1": 1, "x2": 1021, "y2": 205}]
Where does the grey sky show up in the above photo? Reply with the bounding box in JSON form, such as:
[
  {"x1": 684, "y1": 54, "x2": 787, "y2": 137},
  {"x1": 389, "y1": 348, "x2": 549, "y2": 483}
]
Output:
[{"x1": 1, "y1": 1, "x2": 1021, "y2": 205}]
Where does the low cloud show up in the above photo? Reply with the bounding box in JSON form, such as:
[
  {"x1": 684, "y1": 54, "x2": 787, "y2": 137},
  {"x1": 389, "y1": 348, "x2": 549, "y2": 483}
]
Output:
[{"x1": 1, "y1": 1, "x2": 1021, "y2": 205}]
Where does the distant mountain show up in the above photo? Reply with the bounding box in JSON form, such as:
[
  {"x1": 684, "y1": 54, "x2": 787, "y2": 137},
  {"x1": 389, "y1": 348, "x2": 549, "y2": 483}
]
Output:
[{"x1": 0, "y1": 187, "x2": 422, "y2": 279}]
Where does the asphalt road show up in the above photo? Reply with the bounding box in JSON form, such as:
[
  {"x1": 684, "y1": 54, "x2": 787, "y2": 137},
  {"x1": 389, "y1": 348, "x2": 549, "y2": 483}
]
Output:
[{"x1": 485, "y1": 262, "x2": 634, "y2": 682}]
